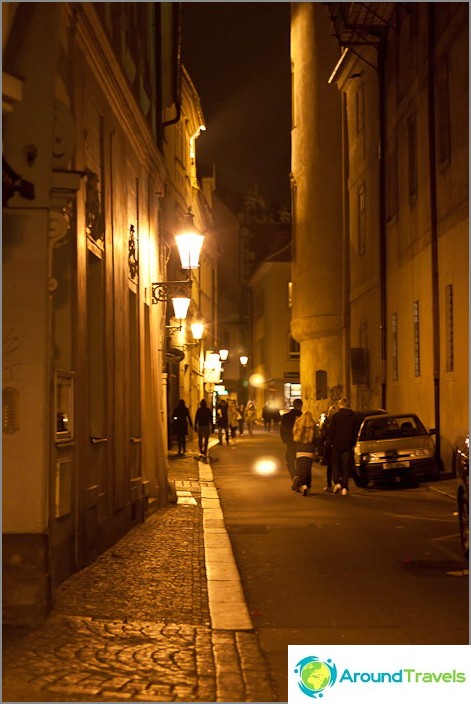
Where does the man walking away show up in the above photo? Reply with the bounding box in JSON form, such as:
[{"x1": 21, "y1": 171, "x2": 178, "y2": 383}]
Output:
[
  {"x1": 327, "y1": 398, "x2": 357, "y2": 495},
  {"x1": 172, "y1": 399, "x2": 193, "y2": 455},
  {"x1": 279, "y1": 398, "x2": 303, "y2": 479},
  {"x1": 194, "y1": 399, "x2": 213, "y2": 457}
]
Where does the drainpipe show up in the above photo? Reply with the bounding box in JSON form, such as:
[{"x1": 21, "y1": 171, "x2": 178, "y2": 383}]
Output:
[
  {"x1": 378, "y1": 38, "x2": 387, "y2": 411},
  {"x1": 162, "y1": 2, "x2": 183, "y2": 129},
  {"x1": 427, "y1": 5, "x2": 442, "y2": 467},
  {"x1": 341, "y1": 90, "x2": 351, "y2": 401}
]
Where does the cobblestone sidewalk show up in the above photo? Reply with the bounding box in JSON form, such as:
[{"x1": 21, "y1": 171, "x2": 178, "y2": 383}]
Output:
[{"x1": 2, "y1": 448, "x2": 277, "y2": 703}]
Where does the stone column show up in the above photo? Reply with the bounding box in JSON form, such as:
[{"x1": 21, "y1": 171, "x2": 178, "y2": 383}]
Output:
[{"x1": 291, "y1": 2, "x2": 344, "y2": 413}]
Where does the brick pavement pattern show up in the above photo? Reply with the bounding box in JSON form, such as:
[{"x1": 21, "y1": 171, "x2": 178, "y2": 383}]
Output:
[{"x1": 2, "y1": 450, "x2": 277, "y2": 702}]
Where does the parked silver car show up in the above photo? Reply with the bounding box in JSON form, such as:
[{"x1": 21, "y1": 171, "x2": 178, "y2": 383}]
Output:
[
  {"x1": 352, "y1": 413, "x2": 439, "y2": 487},
  {"x1": 455, "y1": 435, "x2": 469, "y2": 557}
]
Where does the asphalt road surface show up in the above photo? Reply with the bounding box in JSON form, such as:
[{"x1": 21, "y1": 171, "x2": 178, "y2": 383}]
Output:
[{"x1": 209, "y1": 429, "x2": 469, "y2": 702}]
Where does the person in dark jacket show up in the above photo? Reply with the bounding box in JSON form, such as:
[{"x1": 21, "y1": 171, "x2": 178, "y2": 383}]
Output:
[
  {"x1": 172, "y1": 399, "x2": 193, "y2": 455},
  {"x1": 216, "y1": 399, "x2": 230, "y2": 445},
  {"x1": 326, "y1": 397, "x2": 357, "y2": 495},
  {"x1": 279, "y1": 398, "x2": 303, "y2": 478},
  {"x1": 320, "y1": 402, "x2": 339, "y2": 492},
  {"x1": 194, "y1": 399, "x2": 213, "y2": 457}
]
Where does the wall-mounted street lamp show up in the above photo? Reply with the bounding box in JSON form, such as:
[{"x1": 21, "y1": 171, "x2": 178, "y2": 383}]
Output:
[
  {"x1": 219, "y1": 349, "x2": 229, "y2": 361},
  {"x1": 191, "y1": 321, "x2": 205, "y2": 341},
  {"x1": 152, "y1": 211, "x2": 204, "y2": 306},
  {"x1": 239, "y1": 355, "x2": 248, "y2": 367}
]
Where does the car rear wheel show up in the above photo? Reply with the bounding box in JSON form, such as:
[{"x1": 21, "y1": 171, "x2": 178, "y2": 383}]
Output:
[
  {"x1": 458, "y1": 489, "x2": 469, "y2": 557},
  {"x1": 353, "y1": 470, "x2": 370, "y2": 488}
]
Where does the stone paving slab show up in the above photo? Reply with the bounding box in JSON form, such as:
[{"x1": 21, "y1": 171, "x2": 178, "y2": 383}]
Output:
[{"x1": 2, "y1": 444, "x2": 278, "y2": 703}]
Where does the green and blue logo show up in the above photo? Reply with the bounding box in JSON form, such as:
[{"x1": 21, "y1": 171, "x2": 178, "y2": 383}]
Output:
[{"x1": 294, "y1": 656, "x2": 338, "y2": 698}]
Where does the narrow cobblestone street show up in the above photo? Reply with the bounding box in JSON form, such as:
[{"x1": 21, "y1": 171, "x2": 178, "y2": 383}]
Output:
[{"x1": 2, "y1": 446, "x2": 277, "y2": 703}]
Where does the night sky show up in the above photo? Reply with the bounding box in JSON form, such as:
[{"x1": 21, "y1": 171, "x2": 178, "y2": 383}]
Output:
[{"x1": 182, "y1": 2, "x2": 291, "y2": 209}]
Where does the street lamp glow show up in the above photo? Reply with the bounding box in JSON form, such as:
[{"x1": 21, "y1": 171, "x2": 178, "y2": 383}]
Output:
[
  {"x1": 249, "y1": 373, "x2": 265, "y2": 388},
  {"x1": 175, "y1": 232, "x2": 204, "y2": 270},
  {"x1": 171, "y1": 296, "x2": 190, "y2": 320},
  {"x1": 219, "y1": 349, "x2": 229, "y2": 361},
  {"x1": 191, "y1": 322, "x2": 204, "y2": 340},
  {"x1": 240, "y1": 355, "x2": 248, "y2": 366}
]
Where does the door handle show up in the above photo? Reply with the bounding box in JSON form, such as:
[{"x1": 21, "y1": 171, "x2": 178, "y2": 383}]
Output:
[{"x1": 90, "y1": 437, "x2": 108, "y2": 444}]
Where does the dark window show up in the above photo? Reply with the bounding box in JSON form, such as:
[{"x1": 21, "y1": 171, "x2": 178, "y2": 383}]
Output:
[
  {"x1": 386, "y1": 139, "x2": 398, "y2": 222},
  {"x1": 445, "y1": 284, "x2": 454, "y2": 372},
  {"x1": 408, "y1": 114, "x2": 418, "y2": 200},
  {"x1": 392, "y1": 313, "x2": 398, "y2": 381},
  {"x1": 437, "y1": 60, "x2": 451, "y2": 166},
  {"x1": 358, "y1": 182, "x2": 366, "y2": 255},
  {"x1": 413, "y1": 301, "x2": 420, "y2": 377},
  {"x1": 289, "y1": 335, "x2": 300, "y2": 359}
]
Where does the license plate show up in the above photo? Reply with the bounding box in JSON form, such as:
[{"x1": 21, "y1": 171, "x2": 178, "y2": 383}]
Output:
[{"x1": 383, "y1": 461, "x2": 410, "y2": 469}]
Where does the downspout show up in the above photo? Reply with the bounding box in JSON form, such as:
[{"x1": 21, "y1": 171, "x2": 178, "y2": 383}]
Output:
[
  {"x1": 427, "y1": 4, "x2": 442, "y2": 467},
  {"x1": 341, "y1": 90, "x2": 351, "y2": 401},
  {"x1": 378, "y1": 37, "x2": 387, "y2": 411},
  {"x1": 162, "y1": 1, "x2": 183, "y2": 129}
]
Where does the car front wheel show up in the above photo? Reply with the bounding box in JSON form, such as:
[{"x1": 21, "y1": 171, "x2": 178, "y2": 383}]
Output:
[{"x1": 458, "y1": 488, "x2": 469, "y2": 557}]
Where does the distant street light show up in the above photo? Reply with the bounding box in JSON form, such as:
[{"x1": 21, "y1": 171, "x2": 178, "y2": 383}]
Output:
[{"x1": 240, "y1": 355, "x2": 248, "y2": 366}]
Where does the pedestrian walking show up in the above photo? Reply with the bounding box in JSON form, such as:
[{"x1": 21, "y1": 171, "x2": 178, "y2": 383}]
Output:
[
  {"x1": 271, "y1": 408, "x2": 281, "y2": 431},
  {"x1": 228, "y1": 400, "x2": 240, "y2": 446},
  {"x1": 172, "y1": 399, "x2": 193, "y2": 455},
  {"x1": 244, "y1": 401, "x2": 256, "y2": 436},
  {"x1": 326, "y1": 397, "x2": 357, "y2": 495},
  {"x1": 279, "y1": 398, "x2": 303, "y2": 479},
  {"x1": 292, "y1": 410, "x2": 316, "y2": 496},
  {"x1": 216, "y1": 399, "x2": 230, "y2": 445},
  {"x1": 262, "y1": 404, "x2": 271, "y2": 431},
  {"x1": 319, "y1": 402, "x2": 339, "y2": 492},
  {"x1": 238, "y1": 404, "x2": 245, "y2": 435},
  {"x1": 194, "y1": 399, "x2": 213, "y2": 457}
]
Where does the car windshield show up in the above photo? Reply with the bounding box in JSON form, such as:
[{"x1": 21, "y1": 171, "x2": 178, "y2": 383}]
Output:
[{"x1": 360, "y1": 415, "x2": 427, "y2": 441}]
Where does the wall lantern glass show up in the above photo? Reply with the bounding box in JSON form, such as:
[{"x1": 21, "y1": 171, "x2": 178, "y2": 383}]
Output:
[
  {"x1": 171, "y1": 296, "x2": 191, "y2": 320},
  {"x1": 219, "y1": 349, "x2": 229, "y2": 361},
  {"x1": 191, "y1": 322, "x2": 205, "y2": 340},
  {"x1": 240, "y1": 355, "x2": 248, "y2": 366},
  {"x1": 175, "y1": 233, "x2": 205, "y2": 270}
]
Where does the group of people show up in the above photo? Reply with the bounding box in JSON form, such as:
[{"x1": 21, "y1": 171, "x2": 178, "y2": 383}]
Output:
[
  {"x1": 261, "y1": 405, "x2": 281, "y2": 432},
  {"x1": 173, "y1": 396, "x2": 358, "y2": 490},
  {"x1": 280, "y1": 397, "x2": 358, "y2": 496},
  {"x1": 215, "y1": 399, "x2": 257, "y2": 446},
  {"x1": 171, "y1": 398, "x2": 258, "y2": 457}
]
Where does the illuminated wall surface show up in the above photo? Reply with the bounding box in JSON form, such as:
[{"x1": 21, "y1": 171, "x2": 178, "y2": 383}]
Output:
[
  {"x1": 291, "y1": 3, "x2": 468, "y2": 461},
  {"x1": 2, "y1": 3, "x2": 216, "y2": 624}
]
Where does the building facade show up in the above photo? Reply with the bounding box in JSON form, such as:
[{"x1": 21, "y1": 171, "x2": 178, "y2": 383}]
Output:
[
  {"x1": 291, "y1": 2, "x2": 468, "y2": 471},
  {"x1": 2, "y1": 2, "x2": 214, "y2": 624}
]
